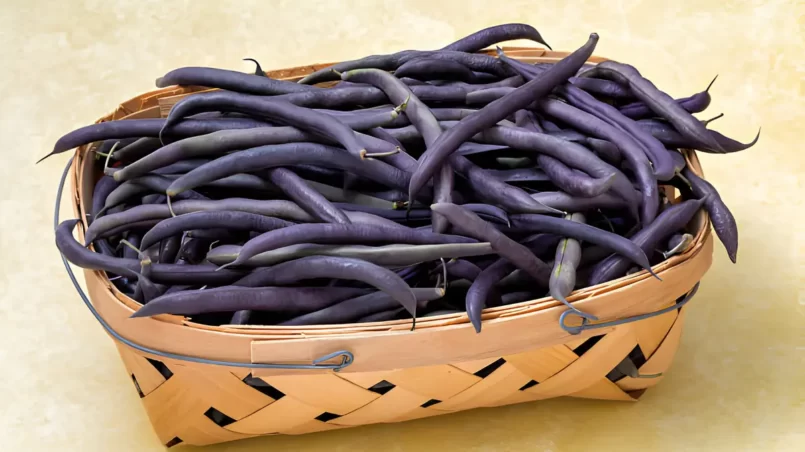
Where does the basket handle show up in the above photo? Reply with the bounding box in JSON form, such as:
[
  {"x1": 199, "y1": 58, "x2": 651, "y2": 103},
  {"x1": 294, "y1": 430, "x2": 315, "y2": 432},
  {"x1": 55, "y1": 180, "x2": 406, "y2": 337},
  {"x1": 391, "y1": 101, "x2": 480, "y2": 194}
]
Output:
[
  {"x1": 55, "y1": 157, "x2": 354, "y2": 372},
  {"x1": 559, "y1": 282, "x2": 700, "y2": 335}
]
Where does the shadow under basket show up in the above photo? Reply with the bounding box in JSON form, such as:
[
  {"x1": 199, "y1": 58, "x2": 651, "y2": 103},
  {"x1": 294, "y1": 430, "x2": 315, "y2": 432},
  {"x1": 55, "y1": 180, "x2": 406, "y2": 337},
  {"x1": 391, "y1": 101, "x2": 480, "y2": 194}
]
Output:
[{"x1": 59, "y1": 47, "x2": 714, "y2": 447}]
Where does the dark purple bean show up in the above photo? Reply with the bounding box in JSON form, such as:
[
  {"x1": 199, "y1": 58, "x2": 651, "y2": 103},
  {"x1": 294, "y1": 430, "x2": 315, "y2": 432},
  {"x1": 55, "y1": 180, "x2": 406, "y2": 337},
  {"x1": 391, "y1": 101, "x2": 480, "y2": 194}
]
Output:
[
  {"x1": 39, "y1": 118, "x2": 269, "y2": 163},
  {"x1": 449, "y1": 155, "x2": 563, "y2": 215},
  {"x1": 681, "y1": 167, "x2": 737, "y2": 262},
  {"x1": 663, "y1": 233, "x2": 694, "y2": 259},
  {"x1": 186, "y1": 228, "x2": 242, "y2": 241},
  {"x1": 298, "y1": 50, "x2": 512, "y2": 85},
  {"x1": 558, "y1": 84, "x2": 676, "y2": 181},
  {"x1": 589, "y1": 198, "x2": 705, "y2": 284},
  {"x1": 114, "y1": 126, "x2": 410, "y2": 182},
  {"x1": 358, "y1": 308, "x2": 407, "y2": 323},
  {"x1": 459, "y1": 204, "x2": 510, "y2": 226},
  {"x1": 110, "y1": 138, "x2": 164, "y2": 163},
  {"x1": 159, "y1": 235, "x2": 182, "y2": 264},
  {"x1": 501, "y1": 291, "x2": 541, "y2": 305},
  {"x1": 266, "y1": 168, "x2": 350, "y2": 224},
  {"x1": 122, "y1": 233, "x2": 142, "y2": 260},
  {"x1": 167, "y1": 143, "x2": 414, "y2": 198},
  {"x1": 407, "y1": 34, "x2": 599, "y2": 204},
  {"x1": 509, "y1": 213, "x2": 657, "y2": 277},
  {"x1": 151, "y1": 159, "x2": 211, "y2": 175},
  {"x1": 495, "y1": 48, "x2": 552, "y2": 81},
  {"x1": 314, "y1": 106, "x2": 409, "y2": 130},
  {"x1": 131, "y1": 286, "x2": 370, "y2": 318},
  {"x1": 102, "y1": 175, "x2": 207, "y2": 211},
  {"x1": 233, "y1": 256, "x2": 418, "y2": 315},
  {"x1": 140, "y1": 211, "x2": 292, "y2": 250},
  {"x1": 395, "y1": 58, "x2": 482, "y2": 83},
  {"x1": 515, "y1": 110, "x2": 544, "y2": 133},
  {"x1": 431, "y1": 203, "x2": 552, "y2": 288},
  {"x1": 618, "y1": 75, "x2": 717, "y2": 119},
  {"x1": 669, "y1": 150, "x2": 687, "y2": 173},
  {"x1": 229, "y1": 310, "x2": 252, "y2": 325},
  {"x1": 469, "y1": 125, "x2": 641, "y2": 214},
  {"x1": 537, "y1": 154, "x2": 616, "y2": 197},
  {"x1": 280, "y1": 287, "x2": 443, "y2": 326},
  {"x1": 638, "y1": 119, "x2": 760, "y2": 154},
  {"x1": 538, "y1": 98, "x2": 657, "y2": 224},
  {"x1": 445, "y1": 259, "x2": 483, "y2": 282},
  {"x1": 466, "y1": 258, "x2": 516, "y2": 332},
  {"x1": 90, "y1": 175, "x2": 119, "y2": 224},
  {"x1": 96, "y1": 219, "x2": 161, "y2": 240},
  {"x1": 585, "y1": 138, "x2": 622, "y2": 165},
  {"x1": 465, "y1": 87, "x2": 515, "y2": 105},
  {"x1": 486, "y1": 167, "x2": 549, "y2": 183},
  {"x1": 568, "y1": 76, "x2": 634, "y2": 99},
  {"x1": 581, "y1": 61, "x2": 723, "y2": 152},
  {"x1": 85, "y1": 199, "x2": 315, "y2": 245},
  {"x1": 229, "y1": 223, "x2": 476, "y2": 268},
  {"x1": 530, "y1": 191, "x2": 628, "y2": 212},
  {"x1": 163, "y1": 94, "x2": 369, "y2": 158},
  {"x1": 442, "y1": 23, "x2": 551, "y2": 52},
  {"x1": 549, "y1": 213, "x2": 592, "y2": 318},
  {"x1": 156, "y1": 66, "x2": 315, "y2": 94},
  {"x1": 56, "y1": 219, "x2": 246, "y2": 284},
  {"x1": 340, "y1": 68, "x2": 449, "y2": 231}
]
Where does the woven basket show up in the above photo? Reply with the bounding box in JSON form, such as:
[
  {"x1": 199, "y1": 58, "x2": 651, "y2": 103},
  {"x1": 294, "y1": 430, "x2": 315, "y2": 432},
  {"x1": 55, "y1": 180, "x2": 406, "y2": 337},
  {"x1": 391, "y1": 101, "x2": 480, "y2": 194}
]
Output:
[{"x1": 59, "y1": 47, "x2": 714, "y2": 448}]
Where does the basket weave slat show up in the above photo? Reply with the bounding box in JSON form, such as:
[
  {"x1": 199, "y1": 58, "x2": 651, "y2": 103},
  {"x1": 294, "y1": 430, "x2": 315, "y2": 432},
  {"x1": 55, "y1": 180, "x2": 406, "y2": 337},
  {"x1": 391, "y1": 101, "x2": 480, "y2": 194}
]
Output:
[{"x1": 65, "y1": 47, "x2": 716, "y2": 447}]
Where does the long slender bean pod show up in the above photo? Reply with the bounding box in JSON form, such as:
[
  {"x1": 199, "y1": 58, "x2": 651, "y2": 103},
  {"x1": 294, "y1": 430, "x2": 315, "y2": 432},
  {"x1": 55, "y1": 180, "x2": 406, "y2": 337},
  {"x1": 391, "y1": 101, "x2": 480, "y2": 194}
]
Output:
[
  {"x1": 442, "y1": 23, "x2": 551, "y2": 52},
  {"x1": 682, "y1": 167, "x2": 738, "y2": 262},
  {"x1": 588, "y1": 198, "x2": 705, "y2": 284}
]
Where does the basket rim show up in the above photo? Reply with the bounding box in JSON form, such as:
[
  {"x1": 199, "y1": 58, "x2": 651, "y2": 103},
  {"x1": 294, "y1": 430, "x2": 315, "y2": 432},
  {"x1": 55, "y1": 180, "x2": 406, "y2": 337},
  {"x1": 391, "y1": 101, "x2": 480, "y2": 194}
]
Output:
[{"x1": 63, "y1": 47, "x2": 714, "y2": 363}]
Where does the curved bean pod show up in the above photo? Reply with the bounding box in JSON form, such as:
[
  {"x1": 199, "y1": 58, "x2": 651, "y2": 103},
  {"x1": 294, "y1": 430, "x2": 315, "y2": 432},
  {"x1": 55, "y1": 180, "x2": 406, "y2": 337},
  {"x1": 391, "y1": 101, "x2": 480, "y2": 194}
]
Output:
[
  {"x1": 232, "y1": 256, "x2": 418, "y2": 315},
  {"x1": 266, "y1": 168, "x2": 351, "y2": 224},
  {"x1": 280, "y1": 287, "x2": 444, "y2": 326},
  {"x1": 581, "y1": 61, "x2": 723, "y2": 152},
  {"x1": 568, "y1": 76, "x2": 634, "y2": 99},
  {"x1": 131, "y1": 286, "x2": 371, "y2": 318},
  {"x1": 537, "y1": 154, "x2": 616, "y2": 197},
  {"x1": 530, "y1": 191, "x2": 628, "y2": 212},
  {"x1": 431, "y1": 203, "x2": 552, "y2": 287},
  {"x1": 155, "y1": 66, "x2": 316, "y2": 94},
  {"x1": 407, "y1": 33, "x2": 599, "y2": 205},
  {"x1": 682, "y1": 167, "x2": 738, "y2": 262},
  {"x1": 166, "y1": 143, "x2": 414, "y2": 197},
  {"x1": 140, "y1": 211, "x2": 293, "y2": 250},
  {"x1": 39, "y1": 118, "x2": 269, "y2": 163},
  {"x1": 538, "y1": 98, "x2": 657, "y2": 224},
  {"x1": 509, "y1": 213, "x2": 657, "y2": 277},
  {"x1": 549, "y1": 213, "x2": 591, "y2": 318},
  {"x1": 588, "y1": 198, "x2": 706, "y2": 285},
  {"x1": 442, "y1": 23, "x2": 551, "y2": 52},
  {"x1": 207, "y1": 242, "x2": 494, "y2": 267},
  {"x1": 618, "y1": 75, "x2": 717, "y2": 119}
]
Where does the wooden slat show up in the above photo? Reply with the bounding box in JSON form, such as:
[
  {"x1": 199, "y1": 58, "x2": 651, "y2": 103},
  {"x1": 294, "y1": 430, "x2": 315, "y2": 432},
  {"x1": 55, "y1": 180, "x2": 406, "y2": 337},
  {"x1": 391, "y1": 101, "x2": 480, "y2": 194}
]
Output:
[
  {"x1": 335, "y1": 369, "x2": 394, "y2": 389},
  {"x1": 523, "y1": 327, "x2": 637, "y2": 400},
  {"x1": 263, "y1": 374, "x2": 379, "y2": 415},
  {"x1": 567, "y1": 378, "x2": 636, "y2": 402},
  {"x1": 450, "y1": 357, "x2": 501, "y2": 374},
  {"x1": 141, "y1": 369, "x2": 211, "y2": 444},
  {"x1": 172, "y1": 415, "x2": 253, "y2": 446},
  {"x1": 617, "y1": 309, "x2": 688, "y2": 392},
  {"x1": 503, "y1": 345, "x2": 579, "y2": 382},
  {"x1": 329, "y1": 387, "x2": 430, "y2": 426},
  {"x1": 115, "y1": 344, "x2": 166, "y2": 396},
  {"x1": 630, "y1": 309, "x2": 679, "y2": 358},
  {"x1": 384, "y1": 365, "x2": 481, "y2": 400},
  {"x1": 279, "y1": 419, "x2": 345, "y2": 435},
  {"x1": 430, "y1": 363, "x2": 531, "y2": 412},
  {"x1": 184, "y1": 367, "x2": 275, "y2": 419},
  {"x1": 224, "y1": 396, "x2": 323, "y2": 435}
]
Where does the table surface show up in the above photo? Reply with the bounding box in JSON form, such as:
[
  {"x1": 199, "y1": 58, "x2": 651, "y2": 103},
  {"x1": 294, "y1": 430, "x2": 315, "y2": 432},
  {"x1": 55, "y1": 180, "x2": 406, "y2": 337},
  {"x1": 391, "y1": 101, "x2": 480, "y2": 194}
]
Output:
[{"x1": 2, "y1": 1, "x2": 802, "y2": 451}]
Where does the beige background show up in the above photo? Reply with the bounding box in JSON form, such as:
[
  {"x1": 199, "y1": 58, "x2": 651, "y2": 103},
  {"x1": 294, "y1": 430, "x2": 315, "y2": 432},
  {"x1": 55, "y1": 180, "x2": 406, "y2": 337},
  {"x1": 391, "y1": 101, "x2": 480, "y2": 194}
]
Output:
[{"x1": 1, "y1": 0, "x2": 803, "y2": 450}]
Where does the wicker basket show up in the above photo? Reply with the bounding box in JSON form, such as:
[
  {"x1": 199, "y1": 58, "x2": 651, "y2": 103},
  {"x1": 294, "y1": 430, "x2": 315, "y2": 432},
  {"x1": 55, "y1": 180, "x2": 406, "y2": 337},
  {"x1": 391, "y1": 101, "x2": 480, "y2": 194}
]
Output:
[{"x1": 59, "y1": 47, "x2": 714, "y2": 447}]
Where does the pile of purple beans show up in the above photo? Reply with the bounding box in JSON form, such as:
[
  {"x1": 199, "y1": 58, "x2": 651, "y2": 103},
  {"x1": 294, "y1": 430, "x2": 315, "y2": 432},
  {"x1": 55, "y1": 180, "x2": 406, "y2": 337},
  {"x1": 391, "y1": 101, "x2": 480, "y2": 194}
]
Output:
[{"x1": 47, "y1": 25, "x2": 757, "y2": 331}]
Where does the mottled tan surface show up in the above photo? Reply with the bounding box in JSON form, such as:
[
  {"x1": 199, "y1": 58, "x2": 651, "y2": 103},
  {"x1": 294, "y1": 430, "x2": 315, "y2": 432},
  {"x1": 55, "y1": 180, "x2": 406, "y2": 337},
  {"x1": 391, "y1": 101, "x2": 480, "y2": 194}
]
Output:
[{"x1": 1, "y1": 0, "x2": 803, "y2": 450}]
